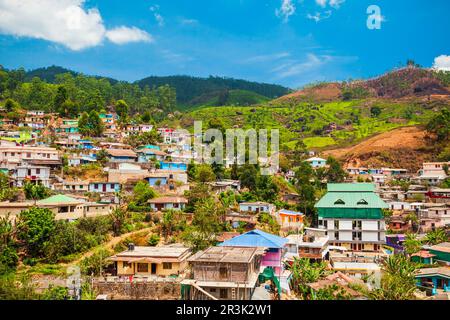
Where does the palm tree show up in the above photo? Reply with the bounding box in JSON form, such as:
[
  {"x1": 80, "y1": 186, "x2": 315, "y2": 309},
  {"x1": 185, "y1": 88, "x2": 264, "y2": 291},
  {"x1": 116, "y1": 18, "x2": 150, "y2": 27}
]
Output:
[
  {"x1": 403, "y1": 233, "x2": 422, "y2": 255},
  {"x1": 109, "y1": 207, "x2": 128, "y2": 236},
  {"x1": 425, "y1": 228, "x2": 447, "y2": 245},
  {"x1": 369, "y1": 254, "x2": 418, "y2": 300}
]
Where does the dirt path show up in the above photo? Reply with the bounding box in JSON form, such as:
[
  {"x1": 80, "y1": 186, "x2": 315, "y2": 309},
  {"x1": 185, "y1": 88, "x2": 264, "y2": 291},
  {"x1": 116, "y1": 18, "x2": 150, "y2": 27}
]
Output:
[{"x1": 68, "y1": 227, "x2": 154, "y2": 266}]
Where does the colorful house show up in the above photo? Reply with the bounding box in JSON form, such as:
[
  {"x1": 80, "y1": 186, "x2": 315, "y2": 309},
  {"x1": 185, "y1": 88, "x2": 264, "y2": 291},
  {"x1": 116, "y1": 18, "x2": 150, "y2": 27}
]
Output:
[
  {"x1": 106, "y1": 149, "x2": 137, "y2": 163},
  {"x1": 160, "y1": 161, "x2": 187, "y2": 171},
  {"x1": 315, "y1": 183, "x2": 388, "y2": 252},
  {"x1": 89, "y1": 182, "x2": 121, "y2": 193},
  {"x1": 148, "y1": 196, "x2": 188, "y2": 211},
  {"x1": 108, "y1": 244, "x2": 191, "y2": 278},
  {"x1": 415, "y1": 267, "x2": 450, "y2": 295},
  {"x1": 219, "y1": 229, "x2": 288, "y2": 277},
  {"x1": 411, "y1": 251, "x2": 436, "y2": 265},
  {"x1": 239, "y1": 202, "x2": 275, "y2": 214},
  {"x1": 277, "y1": 209, "x2": 304, "y2": 230},
  {"x1": 427, "y1": 242, "x2": 450, "y2": 264},
  {"x1": 305, "y1": 157, "x2": 327, "y2": 168}
]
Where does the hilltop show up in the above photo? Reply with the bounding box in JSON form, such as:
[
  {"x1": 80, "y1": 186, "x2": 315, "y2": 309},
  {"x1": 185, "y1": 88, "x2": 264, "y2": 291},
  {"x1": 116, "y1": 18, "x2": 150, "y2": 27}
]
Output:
[
  {"x1": 274, "y1": 66, "x2": 450, "y2": 104},
  {"x1": 22, "y1": 66, "x2": 291, "y2": 107}
]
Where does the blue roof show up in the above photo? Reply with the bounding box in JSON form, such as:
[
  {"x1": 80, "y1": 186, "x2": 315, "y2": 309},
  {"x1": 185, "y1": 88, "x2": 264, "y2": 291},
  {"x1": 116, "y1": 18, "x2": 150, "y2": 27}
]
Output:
[
  {"x1": 219, "y1": 229, "x2": 287, "y2": 249},
  {"x1": 279, "y1": 209, "x2": 303, "y2": 216}
]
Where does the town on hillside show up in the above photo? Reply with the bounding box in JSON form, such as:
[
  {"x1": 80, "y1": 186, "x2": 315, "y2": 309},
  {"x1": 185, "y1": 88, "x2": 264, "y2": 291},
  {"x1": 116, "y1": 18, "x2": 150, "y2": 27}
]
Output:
[{"x1": 0, "y1": 91, "x2": 449, "y2": 301}]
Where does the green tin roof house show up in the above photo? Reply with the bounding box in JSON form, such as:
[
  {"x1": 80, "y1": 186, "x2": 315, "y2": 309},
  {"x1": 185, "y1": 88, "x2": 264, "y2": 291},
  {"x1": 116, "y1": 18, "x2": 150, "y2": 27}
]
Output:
[{"x1": 315, "y1": 183, "x2": 388, "y2": 252}]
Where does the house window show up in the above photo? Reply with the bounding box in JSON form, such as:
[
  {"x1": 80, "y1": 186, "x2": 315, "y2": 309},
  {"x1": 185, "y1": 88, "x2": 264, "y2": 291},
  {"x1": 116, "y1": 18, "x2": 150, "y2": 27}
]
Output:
[
  {"x1": 137, "y1": 263, "x2": 148, "y2": 273},
  {"x1": 357, "y1": 199, "x2": 368, "y2": 205},
  {"x1": 163, "y1": 262, "x2": 172, "y2": 270},
  {"x1": 36, "y1": 168, "x2": 40, "y2": 174},
  {"x1": 123, "y1": 261, "x2": 131, "y2": 269},
  {"x1": 219, "y1": 289, "x2": 228, "y2": 299},
  {"x1": 334, "y1": 199, "x2": 345, "y2": 205},
  {"x1": 334, "y1": 232, "x2": 339, "y2": 240}
]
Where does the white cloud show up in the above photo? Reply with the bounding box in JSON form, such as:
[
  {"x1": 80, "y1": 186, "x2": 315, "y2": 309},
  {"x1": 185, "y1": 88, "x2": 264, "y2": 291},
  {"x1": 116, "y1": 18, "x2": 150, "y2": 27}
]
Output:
[
  {"x1": 105, "y1": 26, "x2": 153, "y2": 45},
  {"x1": 307, "y1": 11, "x2": 332, "y2": 22},
  {"x1": 276, "y1": 0, "x2": 296, "y2": 23},
  {"x1": 315, "y1": 0, "x2": 345, "y2": 9},
  {"x1": 180, "y1": 19, "x2": 199, "y2": 26},
  {"x1": 150, "y1": 5, "x2": 164, "y2": 27},
  {"x1": 329, "y1": 0, "x2": 345, "y2": 9},
  {"x1": 316, "y1": 0, "x2": 327, "y2": 7},
  {"x1": 0, "y1": 0, "x2": 152, "y2": 50},
  {"x1": 433, "y1": 55, "x2": 450, "y2": 71},
  {"x1": 274, "y1": 53, "x2": 330, "y2": 78},
  {"x1": 244, "y1": 52, "x2": 291, "y2": 63}
]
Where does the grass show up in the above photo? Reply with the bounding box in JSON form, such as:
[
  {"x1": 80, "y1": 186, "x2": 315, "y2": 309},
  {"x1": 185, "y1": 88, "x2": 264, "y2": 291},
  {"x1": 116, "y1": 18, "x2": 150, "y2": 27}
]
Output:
[{"x1": 164, "y1": 98, "x2": 441, "y2": 151}]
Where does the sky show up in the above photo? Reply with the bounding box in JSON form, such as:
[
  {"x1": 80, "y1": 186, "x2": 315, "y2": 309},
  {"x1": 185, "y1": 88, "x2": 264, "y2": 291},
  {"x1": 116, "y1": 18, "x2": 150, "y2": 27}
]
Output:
[{"x1": 0, "y1": 0, "x2": 449, "y2": 89}]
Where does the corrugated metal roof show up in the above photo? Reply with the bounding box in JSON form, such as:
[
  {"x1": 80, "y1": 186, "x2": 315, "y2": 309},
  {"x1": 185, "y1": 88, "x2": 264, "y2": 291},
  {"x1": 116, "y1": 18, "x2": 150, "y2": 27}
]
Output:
[
  {"x1": 37, "y1": 194, "x2": 82, "y2": 205},
  {"x1": 315, "y1": 183, "x2": 387, "y2": 209},
  {"x1": 219, "y1": 229, "x2": 287, "y2": 249},
  {"x1": 327, "y1": 183, "x2": 375, "y2": 192},
  {"x1": 315, "y1": 191, "x2": 388, "y2": 209}
]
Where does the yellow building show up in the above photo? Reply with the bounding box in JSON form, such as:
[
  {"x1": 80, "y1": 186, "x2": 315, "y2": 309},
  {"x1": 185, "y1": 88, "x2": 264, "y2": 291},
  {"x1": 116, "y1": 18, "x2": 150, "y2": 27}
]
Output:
[{"x1": 109, "y1": 244, "x2": 191, "y2": 277}]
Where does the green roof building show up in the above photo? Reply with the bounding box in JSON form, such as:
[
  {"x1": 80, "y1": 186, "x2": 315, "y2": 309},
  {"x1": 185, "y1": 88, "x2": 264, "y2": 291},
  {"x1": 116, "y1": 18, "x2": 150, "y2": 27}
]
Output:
[{"x1": 315, "y1": 183, "x2": 388, "y2": 252}]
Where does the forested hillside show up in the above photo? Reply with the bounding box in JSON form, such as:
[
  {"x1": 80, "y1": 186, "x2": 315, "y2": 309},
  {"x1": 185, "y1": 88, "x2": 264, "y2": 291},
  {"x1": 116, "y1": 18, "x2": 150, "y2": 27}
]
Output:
[
  {"x1": 4, "y1": 65, "x2": 290, "y2": 109},
  {"x1": 136, "y1": 75, "x2": 290, "y2": 106}
]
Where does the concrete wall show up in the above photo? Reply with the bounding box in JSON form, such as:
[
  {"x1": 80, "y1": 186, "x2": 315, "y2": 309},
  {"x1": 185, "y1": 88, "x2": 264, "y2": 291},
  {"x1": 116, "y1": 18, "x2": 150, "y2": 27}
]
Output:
[{"x1": 93, "y1": 280, "x2": 181, "y2": 300}]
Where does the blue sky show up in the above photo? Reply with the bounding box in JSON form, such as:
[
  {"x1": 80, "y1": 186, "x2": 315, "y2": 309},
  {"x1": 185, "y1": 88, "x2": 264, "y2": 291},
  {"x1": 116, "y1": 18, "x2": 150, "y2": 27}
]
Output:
[{"x1": 0, "y1": 0, "x2": 449, "y2": 88}]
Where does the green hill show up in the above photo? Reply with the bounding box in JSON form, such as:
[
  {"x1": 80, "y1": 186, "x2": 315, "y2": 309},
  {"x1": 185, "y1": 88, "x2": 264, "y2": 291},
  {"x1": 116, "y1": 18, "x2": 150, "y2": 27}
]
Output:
[
  {"x1": 166, "y1": 98, "x2": 446, "y2": 150},
  {"x1": 25, "y1": 65, "x2": 118, "y2": 84},
  {"x1": 135, "y1": 75, "x2": 290, "y2": 106},
  {"x1": 189, "y1": 89, "x2": 270, "y2": 107}
]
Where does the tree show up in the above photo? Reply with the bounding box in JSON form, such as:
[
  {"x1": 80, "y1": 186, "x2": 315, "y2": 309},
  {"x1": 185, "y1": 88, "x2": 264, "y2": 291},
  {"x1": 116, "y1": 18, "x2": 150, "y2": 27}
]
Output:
[
  {"x1": 109, "y1": 208, "x2": 128, "y2": 236},
  {"x1": 370, "y1": 106, "x2": 382, "y2": 117},
  {"x1": 16, "y1": 207, "x2": 56, "y2": 257},
  {"x1": 41, "y1": 285, "x2": 71, "y2": 300},
  {"x1": 195, "y1": 164, "x2": 216, "y2": 183},
  {"x1": 114, "y1": 99, "x2": 129, "y2": 118},
  {"x1": 147, "y1": 234, "x2": 160, "y2": 246},
  {"x1": 4, "y1": 98, "x2": 19, "y2": 112},
  {"x1": 184, "y1": 183, "x2": 211, "y2": 213},
  {"x1": 288, "y1": 258, "x2": 330, "y2": 299},
  {"x1": 78, "y1": 110, "x2": 104, "y2": 137},
  {"x1": 23, "y1": 182, "x2": 51, "y2": 202},
  {"x1": 160, "y1": 210, "x2": 186, "y2": 239},
  {"x1": 0, "y1": 172, "x2": 18, "y2": 202},
  {"x1": 59, "y1": 99, "x2": 79, "y2": 118},
  {"x1": 132, "y1": 181, "x2": 156, "y2": 206},
  {"x1": 426, "y1": 108, "x2": 450, "y2": 142},
  {"x1": 53, "y1": 86, "x2": 68, "y2": 114},
  {"x1": 255, "y1": 175, "x2": 279, "y2": 203},
  {"x1": 95, "y1": 149, "x2": 109, "y2": 165},
  {"x1": 369, "y1": 254, "x2": 418, "y2": 300},
  {"x1": 293, "y1": 161, "x2": 317, "y2": 216},
  {"x1": 78, "y1": 112, "x2": 89, "y2": 136},
  {"x1": 88, "y1": 110, "x2": 104, "y2": 137},
  {"x1": 239, "y1": 164, "x2": 258, "y2": 191},
  {"x1": 182, "y1": 198, "x2": 224, "y2": 252},
  {"x1": 325, "y1": 157, "x2": 347, "y2": 183},
  {"x1": 425, "y1": 228, "x2": 447, "y2": 245},
  {"x1": 403, "y1": 233, "x2": 422, "y2": 255}
]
